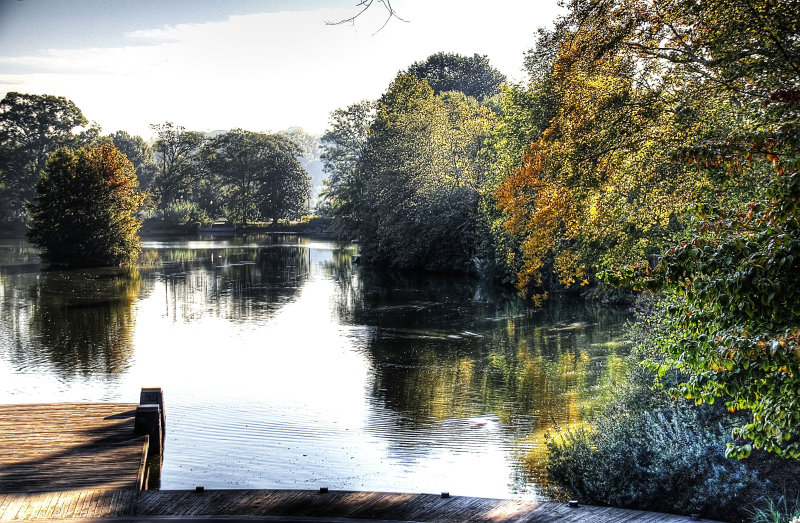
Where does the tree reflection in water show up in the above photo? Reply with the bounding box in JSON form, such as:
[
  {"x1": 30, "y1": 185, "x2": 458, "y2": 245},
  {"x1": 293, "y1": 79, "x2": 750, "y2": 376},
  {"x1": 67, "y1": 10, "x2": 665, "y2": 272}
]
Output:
[
  {"x1": 27, "y1": 268, "x2": 140, "y2": 375},
  {"x1": 323, "y1": 260, "x2": 631, "y2": 489},
  {"x1": 0, "y1": 236, "x2": 631, "y2": 495},
  {"x1": 143, "y1": 237, "x2": 311, "y2": 323}
]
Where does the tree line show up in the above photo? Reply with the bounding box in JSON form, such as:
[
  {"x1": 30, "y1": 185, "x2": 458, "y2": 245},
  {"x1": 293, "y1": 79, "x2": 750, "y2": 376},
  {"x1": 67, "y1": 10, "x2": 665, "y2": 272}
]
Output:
[{"x1": 0, "y1": 94, "x2": 312, "y2": 232}]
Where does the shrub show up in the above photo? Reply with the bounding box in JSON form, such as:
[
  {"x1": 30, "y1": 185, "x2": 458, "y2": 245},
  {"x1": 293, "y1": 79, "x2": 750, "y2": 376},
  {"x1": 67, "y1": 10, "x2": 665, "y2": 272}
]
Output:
[
  {"x1": 158, "y1": 201, "x2": 210, "y2": 228},
  {"x1": 748, "y1": 495, "x2": 800, "y2": 523},
  {"x1": 546, "y1": 404, "x2": 765, "y2": 521}
]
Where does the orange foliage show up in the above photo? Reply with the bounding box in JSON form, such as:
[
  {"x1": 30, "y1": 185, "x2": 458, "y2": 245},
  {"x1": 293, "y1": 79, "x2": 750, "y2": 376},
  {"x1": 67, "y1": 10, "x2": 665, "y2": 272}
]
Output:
[{"x1": 496, "y1": 142, "x2": 578, "y2": 294}]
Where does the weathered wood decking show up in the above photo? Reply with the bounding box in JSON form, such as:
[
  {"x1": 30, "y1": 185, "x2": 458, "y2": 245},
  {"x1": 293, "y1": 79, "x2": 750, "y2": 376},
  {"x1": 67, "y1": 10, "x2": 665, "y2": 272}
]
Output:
[
  {"x1": 0, "y1": 403, "x2": 147, "y2": 493},
  {"x1": 0, "y1": 489, "x2": 720, "y2": 522},
  {"x1": 0, "y1": 402, "x2": 720, "y2": 522}
]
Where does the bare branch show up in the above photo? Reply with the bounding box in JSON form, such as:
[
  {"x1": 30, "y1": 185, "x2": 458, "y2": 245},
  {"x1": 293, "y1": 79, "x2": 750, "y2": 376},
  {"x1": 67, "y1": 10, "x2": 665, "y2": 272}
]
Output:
[{"x1": 325, "y1": 0, "x2": 408, "y2": 33}]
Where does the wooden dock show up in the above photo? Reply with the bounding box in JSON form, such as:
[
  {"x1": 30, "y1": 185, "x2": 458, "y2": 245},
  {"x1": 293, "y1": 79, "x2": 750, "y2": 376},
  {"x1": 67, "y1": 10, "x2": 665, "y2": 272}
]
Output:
[
  {"x1": 0, "y1": 403, "x2": 149, "y2": 493},
  {"x1": 0, "y1": 488, "x2": 720, "y2": 522},
  {"x1": 0, "y1": 399, "x2": 720, "y2": 522}
]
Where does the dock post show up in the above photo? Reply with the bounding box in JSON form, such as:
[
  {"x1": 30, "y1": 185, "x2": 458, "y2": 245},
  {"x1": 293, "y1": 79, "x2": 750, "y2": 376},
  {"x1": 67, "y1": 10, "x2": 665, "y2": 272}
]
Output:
[
  {"x1": 135, "y1": 387, "x2": 164, "y2": 489},
  {"x1": 140, "y1": 387, "x2": 165, "y2": 437},
  {"x1": 135, "y1": 404, "x2": 163, "y2": 456},
  {"x1": 135, "y1": 389, "x2": 165, "y2": 459}
]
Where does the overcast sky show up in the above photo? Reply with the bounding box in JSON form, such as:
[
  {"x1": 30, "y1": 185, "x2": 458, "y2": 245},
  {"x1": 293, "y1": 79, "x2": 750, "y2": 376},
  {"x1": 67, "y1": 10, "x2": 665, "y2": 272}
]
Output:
[{"x1": 0, "y1": 0, "x2": 561, "y2": 138}]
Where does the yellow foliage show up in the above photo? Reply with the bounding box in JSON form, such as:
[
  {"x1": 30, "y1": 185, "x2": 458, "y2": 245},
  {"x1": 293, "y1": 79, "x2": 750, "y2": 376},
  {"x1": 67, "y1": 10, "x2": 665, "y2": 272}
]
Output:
[{"x1": 492, "y1": 13, "x2": 711, "y2": 297}]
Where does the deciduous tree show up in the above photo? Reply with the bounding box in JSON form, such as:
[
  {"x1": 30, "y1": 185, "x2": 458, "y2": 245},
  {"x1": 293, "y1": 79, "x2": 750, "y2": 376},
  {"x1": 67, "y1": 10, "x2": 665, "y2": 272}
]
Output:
[
  {"x1": 599, "y1": 0, "x2": 800, "y2": 458},
  {"x1": 27, "y1": 143, "x2": 144, "y2": 266},
  {"x1": 109, "y1": 130, "x2": 157, "y2": 193},
  {"x1": 150, "y1": 122, "x2": 205, "y2": 209},
  {"x1": 324, "y1": 73, "x2": 494, "y2": 272},
  {"x1": 203, "y1": 130, "x2": 310, "y2": 225},
  {"x1": 0, "y1": 92, "x2": 89, "y2": 221},
  {"x1": 405, "y1": 52, "x2": 507, "y2": 100}
]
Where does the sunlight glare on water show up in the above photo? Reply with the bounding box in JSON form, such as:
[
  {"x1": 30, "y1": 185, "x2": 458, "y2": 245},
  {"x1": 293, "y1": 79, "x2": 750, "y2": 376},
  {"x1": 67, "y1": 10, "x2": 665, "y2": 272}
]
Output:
[{"x1": 0, "y1": 236, "x2": 631, "y2": 498}]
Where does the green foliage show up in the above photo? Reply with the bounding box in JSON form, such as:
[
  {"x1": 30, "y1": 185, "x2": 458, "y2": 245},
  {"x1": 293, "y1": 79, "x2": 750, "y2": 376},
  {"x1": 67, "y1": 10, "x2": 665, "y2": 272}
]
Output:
[
  {"x1": 598, "y1": 0, "x2": 800, "y2": 459},
  {"x1": 27, "y1": 143, "x2": 144, "y2": 266},
  {"x1": 155, "y1": 201, "x2": 210, "y2": 228},
  {"x1": 320, "y1": 100, "x2": 376, "y2": 229},
  {"x1": 545, "y1": 303, "x2": 800, "y2": 521},
  {"x1": 404, "y1": 52, "x2": 507, "y2": 100},
  {"x1": 150, "y1": 122, "x2": 206, "y2": 209},
  {"x1": 0, "y1": 92, "x2": 89, "y2": 221},
  {"x1": 109, "y1": 130, "x2": 157, "y2": 192},
  {"x1": 609, "y1": 151, "x2": 800, "y2": 458},
  {"x1": 203, "y1": 129, "x2": 310, "y2": 225},
  {"x1": 478, "y1": 47, "x2": 561, "y2": 283},
  {"x1": 748, "y1": 495, "x2": 800, "y2": 523},
  {"x1": 323, "y1": 72, "x2": 495, "y2": 272}
]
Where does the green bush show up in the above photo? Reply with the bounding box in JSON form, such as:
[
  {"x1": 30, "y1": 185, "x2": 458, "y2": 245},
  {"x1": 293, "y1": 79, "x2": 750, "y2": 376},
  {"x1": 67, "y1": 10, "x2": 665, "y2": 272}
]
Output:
[
  {"x1": 158, "y1": 201, "x2": 210, "y2": 227},
  {"x1": 546, "y1": 404, "x2": 764, "y2": 521},
  {"x1": 544, "y1": 302, "x2": 800, "y2": 522}
]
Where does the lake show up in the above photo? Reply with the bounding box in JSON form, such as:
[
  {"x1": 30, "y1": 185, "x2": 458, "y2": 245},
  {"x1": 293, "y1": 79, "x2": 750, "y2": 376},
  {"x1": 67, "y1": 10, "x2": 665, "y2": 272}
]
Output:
[{"x1": 0, "y1": 235, "x2": 630, "y2": 498}]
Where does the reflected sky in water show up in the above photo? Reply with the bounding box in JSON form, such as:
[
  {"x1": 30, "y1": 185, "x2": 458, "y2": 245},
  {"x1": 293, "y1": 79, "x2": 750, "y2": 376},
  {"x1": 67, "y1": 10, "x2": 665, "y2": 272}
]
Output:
[{"x1": 0, "y1": 236, "x2": 631, "y2": 498}]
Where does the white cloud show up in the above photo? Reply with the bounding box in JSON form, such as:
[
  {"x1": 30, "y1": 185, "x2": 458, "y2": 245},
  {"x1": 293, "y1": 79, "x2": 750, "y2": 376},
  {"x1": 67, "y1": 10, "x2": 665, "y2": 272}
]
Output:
[{"x1": 0, "y1": 2, "x2": 561, "y2": 139}]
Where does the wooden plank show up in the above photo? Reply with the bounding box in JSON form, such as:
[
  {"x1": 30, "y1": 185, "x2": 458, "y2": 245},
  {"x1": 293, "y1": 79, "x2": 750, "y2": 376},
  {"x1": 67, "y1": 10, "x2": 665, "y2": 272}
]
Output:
[
  {"x1": 0, "y1": 488, "x2": 726, "y2": 522},
  {"x1": 0, "y1": 404, "x2": 145, "y2": 493}
]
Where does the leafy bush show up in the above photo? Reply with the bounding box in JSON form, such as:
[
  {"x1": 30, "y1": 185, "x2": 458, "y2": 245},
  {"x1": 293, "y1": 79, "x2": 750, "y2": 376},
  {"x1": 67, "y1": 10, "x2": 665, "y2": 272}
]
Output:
[
  {"x1": 157, "y1": 202, "x2": 210, "y2": 228},
  {"x1": 544, "y1": 303, "x2": 800, "y2": 522},
  {"x1": 546, "y1": 404, "x2": 764, "y2": 521}
]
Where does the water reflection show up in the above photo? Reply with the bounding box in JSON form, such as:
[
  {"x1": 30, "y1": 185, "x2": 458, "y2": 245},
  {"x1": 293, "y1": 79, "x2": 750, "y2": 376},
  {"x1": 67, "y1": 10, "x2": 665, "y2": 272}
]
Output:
[
  {"x1": 326, "y1": 262, "x2": 631, "y2": 490},
  {"x1": 29, "y1": 268, "x2": 140, "y2": 375},
  {"x1": 141, "y1": 237, "x2": 311, "y2": 323},
  {"x1": 0, "y1": 236, "x2": 631, "y2": 497},
  {"x1": 0, "y1": 241, "x2": 139, "y2": 376}
]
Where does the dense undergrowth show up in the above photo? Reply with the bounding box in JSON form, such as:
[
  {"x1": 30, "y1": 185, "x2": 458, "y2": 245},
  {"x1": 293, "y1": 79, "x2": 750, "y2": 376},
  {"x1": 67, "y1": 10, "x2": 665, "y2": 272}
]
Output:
[{"x1": 542, "y1": 302, "x2": 800, "y2": 522}]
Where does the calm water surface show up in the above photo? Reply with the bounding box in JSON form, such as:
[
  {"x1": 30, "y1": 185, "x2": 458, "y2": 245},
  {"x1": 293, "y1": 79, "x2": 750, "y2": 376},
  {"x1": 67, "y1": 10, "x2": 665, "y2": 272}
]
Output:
[{"x1": 0, "y1": 235, "x2": 630, "y2": 498}]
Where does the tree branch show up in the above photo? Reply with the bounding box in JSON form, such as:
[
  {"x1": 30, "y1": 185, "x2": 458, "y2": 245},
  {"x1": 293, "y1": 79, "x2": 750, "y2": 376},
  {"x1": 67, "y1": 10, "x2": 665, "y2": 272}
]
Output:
[{"x1": 325, "y1": 0, "x2": 407, "y2": 33}]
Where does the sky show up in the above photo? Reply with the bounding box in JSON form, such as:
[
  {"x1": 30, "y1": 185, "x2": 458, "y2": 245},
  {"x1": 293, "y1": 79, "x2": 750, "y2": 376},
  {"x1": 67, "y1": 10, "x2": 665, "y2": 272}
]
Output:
[{"x1": 0, "y1": 0, "x2": 562, "y2": 139}]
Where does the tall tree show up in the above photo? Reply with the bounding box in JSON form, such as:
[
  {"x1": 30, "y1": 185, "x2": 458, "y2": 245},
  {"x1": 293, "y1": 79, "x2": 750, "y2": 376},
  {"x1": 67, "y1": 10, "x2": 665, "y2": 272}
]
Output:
[
  {"x1": 601, "y1": 0, "x2": 800, "y2": 458},
  {"x1": 27, "y1": 143, "x2": 144, "y2": 266},
  {"x1": 203, "y1": 130, "x2": 310, "y2": 225},
  {"x1": 278, "y1": 127, "x2": 325, "y2": 201},
  {"x1": 320, "y1": 100, "x2": 376, "y2": 228},
  {"x1": 256, "y1": 135, "x2": 311, "y2": 223},
  {"x1": 0, "y1": 92, "x2": 89, "y2": 220},
  {"x1": 150, "y1": 122, "x2": 205, "y2": 209},
  {"x1": 324, "y1": 74, "x2": 494, "y2": 272},
  {"x1": 109, "y1": 130, "x2": 157, "y2": 193},
  {"x1": 491, "y1": 0, "x2": 754, "y2": 299},
  {"x1": 404, "y1": 52, "x2": 506, "y2": 100}
]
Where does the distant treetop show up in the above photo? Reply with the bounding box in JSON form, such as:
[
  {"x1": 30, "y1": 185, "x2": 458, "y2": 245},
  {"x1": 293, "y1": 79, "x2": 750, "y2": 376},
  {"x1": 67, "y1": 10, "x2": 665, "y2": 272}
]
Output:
[{"x1": 404, "y1": 52, "x2": 507, "y2": 100}]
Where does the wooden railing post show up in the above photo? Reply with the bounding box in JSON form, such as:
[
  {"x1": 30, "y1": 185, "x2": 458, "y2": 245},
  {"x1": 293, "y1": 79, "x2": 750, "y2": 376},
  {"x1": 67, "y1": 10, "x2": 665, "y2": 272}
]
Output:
[
  {"x1": 135, "y1": 387, "x2": 164, "y2": 489},
  {"x1": 139, "y1": 387, "x2": 166, "y2": 438}
]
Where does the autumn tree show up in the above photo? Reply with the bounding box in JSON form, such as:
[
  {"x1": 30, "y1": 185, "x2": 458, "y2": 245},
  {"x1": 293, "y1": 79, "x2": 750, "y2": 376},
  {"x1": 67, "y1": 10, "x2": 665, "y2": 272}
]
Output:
[
  {"x1": 27, "y1": 143, "x2": 144, "y2": 266},
  {"x1": 491, "y1": 0, "x2": 757, "y2": 300},
  {"x1": 0, "y1": 92, "x2": 90, "y2": 221},
  {"x1": 601, "y1": 0, "x2": 800, "y2": 458}
]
